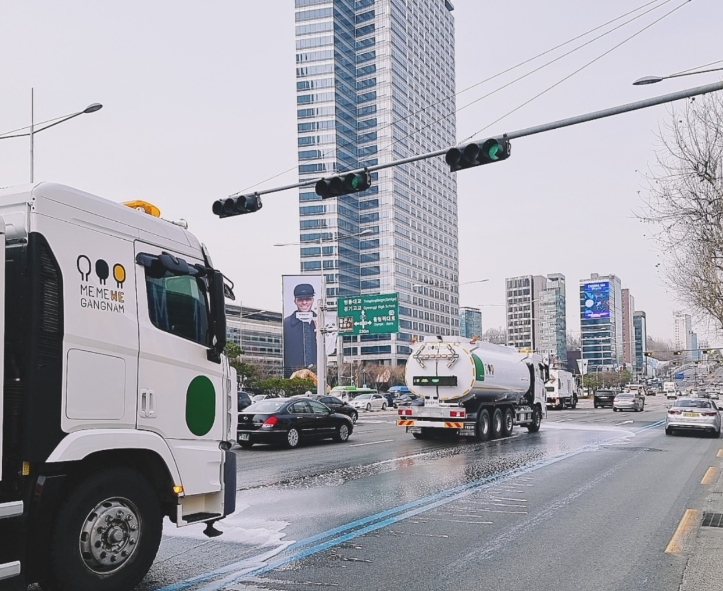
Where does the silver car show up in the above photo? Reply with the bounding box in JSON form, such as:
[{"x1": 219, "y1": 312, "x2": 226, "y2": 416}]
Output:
[
  {"x1": 613, "y1": 392, "x2": 645, "y2": 412},
  {"x1": 666, "y1": 398, "x2": 721, "y2": 437}
]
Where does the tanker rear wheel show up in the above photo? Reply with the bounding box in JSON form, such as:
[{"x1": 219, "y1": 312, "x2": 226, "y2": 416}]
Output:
[
  {"x1": 502, "y1": 408, "x2": 514, "y2": 437},
  {"x1": 490, "y1": 408, "x2": 504, "y2": 439},
  {"x1": 476, "y1": 409, "x2": 490, "y2": 441}
]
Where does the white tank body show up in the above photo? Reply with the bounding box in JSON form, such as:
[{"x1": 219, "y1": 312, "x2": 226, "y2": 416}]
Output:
[{"x1": 405, "y1": 338, "x2": 533, "y2": 404}]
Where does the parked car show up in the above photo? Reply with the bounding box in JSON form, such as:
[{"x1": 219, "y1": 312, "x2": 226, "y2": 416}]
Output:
[
  {"x1": 594, "y1": 389, "x2": 616, "y2": 409},
  {"x1": 252, "y1": 394, "x2": 268, "y2": 403},
  {"x1": 237, "y1": 398, "x2": 353, "y2": 449},
  {"x1": 710, "y1": 392, "x2": 720, "y2": 400},
  {"x1": 394, "y1": 394, "x2": 422, "y2": 408},
  {"x1": 329, "y1": 386, "x2": 379, "y2": 403},
  {"x1": 613, "y1": 391, "x2": 645, "y2": 412},
  {"x1": 237, "y1": 391, "x2": 253, "y2": 412},
  {"x1": 666, "y1": 398, "x2": 721, "y2": 437},
  {"x1": 350, "y1": 393, "x2": 387, "y2": 411},
  {"x1": 308, "y1": 394, "x2": 359, "y2": 424}
]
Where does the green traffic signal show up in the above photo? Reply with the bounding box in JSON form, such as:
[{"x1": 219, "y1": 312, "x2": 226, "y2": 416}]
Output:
[
  {"x1": 445, "y1": 136, "x2": 511, "y2": 172},
  {"x1": 316, "y1": 172, "x2": 372, "y2": 198}
]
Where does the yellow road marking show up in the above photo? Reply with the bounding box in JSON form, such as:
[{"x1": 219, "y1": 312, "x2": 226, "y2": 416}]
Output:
[
  {"x1": 702, "y1": 467, "x2": 718, "y2": 485},
  {"x1": 717, "y1": 449, "x2": 723, "y2": 458},
  {"x1": 665, "y1": 509, "x2": 699, "y2": 554}
]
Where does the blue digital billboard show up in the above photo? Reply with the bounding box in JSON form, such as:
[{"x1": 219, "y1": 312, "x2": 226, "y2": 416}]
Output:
[{"x1": 582, "y1": 281, "x2": 610, "y2": 319}]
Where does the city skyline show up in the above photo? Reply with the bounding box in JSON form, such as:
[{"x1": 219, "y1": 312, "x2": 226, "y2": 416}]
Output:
[{"x1": 1, "y1": 2, "x2": 721, "y2": 345}]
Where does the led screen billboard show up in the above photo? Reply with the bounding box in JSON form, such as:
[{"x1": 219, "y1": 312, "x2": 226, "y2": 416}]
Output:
[{"x1": 582, "y1": 281, "x2": 610, "y2": 319}]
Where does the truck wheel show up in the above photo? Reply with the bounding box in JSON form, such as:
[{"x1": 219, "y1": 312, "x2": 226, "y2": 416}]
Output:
[
  {"x1": 502, "y1": 408, "x2": 514, "y2": 437},
  {"x1": 47, "y1": 468, "x2": 162, "y2": 591},
  {"x1": 526, "y1": 406, "x2": 542, "y2": 433},
  {"x1": 490, "y1": 408, "x2": 503, "y2": 439},
  {"x1": 476, "y1": 409, "x2": 491, "y2": 441},
  {"x1": 571, "y1": 396, "x2": 578, "y2": 409}
]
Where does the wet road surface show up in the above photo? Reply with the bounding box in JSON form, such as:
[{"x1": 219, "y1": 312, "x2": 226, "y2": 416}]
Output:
[{"x1": 136, "y1": 396, "x2": 720, "y2": 591}]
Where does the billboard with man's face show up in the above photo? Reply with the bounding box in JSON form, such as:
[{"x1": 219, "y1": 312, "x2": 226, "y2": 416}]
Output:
[
  {"x1": 582, "y1": 281, "x2": 610, "y2": 319},
  {"x1": 282, "y1": 275, "x2": 321, "y2": 376}
]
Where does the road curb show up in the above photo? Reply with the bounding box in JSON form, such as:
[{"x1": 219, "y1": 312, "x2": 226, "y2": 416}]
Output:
[{"x1": 680, "y1": 443, "x2": 723, "y2": 591}]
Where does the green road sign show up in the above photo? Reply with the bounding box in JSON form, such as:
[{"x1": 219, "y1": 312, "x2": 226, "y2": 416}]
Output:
[{"x1": 337, "y1": 293, "x2": 399, "y2": 335}]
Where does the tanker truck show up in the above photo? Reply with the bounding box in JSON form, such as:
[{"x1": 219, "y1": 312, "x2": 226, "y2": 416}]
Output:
[{"x1": 397, "y1": 337, "x2": 548, "y2": 440}]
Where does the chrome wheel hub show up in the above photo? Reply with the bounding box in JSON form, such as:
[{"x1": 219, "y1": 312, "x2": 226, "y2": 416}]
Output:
[{"x1": 79, "y1": 497, "x2": 141, "y2": 574}]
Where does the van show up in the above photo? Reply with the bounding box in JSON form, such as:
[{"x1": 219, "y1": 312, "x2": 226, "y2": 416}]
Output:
[{"x1": 330, "y1": 386, "x2": 378, "y2": 403}]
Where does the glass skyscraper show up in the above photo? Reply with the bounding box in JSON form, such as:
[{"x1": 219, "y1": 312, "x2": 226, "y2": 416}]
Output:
[
  {"x1": 580, "y1": 273, "x2": 623, "y2": 370},
  {"x1": 294, "y1": 0, "x2": 458, "y2": 366},
  {"x1": 459, "y1": 307, "x2": 482, "y2": 339}
]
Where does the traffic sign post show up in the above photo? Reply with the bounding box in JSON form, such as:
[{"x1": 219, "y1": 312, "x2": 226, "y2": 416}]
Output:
[{"x1": 337, "y1": 293, "x2": 399, "y2": 335}]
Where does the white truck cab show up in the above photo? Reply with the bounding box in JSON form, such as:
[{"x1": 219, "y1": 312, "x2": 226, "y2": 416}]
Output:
[{"x1": 0, "y1": 183, "x2": 237, "y2": 591}]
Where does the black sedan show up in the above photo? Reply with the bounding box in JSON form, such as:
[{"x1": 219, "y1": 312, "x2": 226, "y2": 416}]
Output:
[
  {"x1": 594, "y1": 389, "x2": 616, "y2": 409},
  {"x1": 308, "y1": 395, "x2": 359, "y2": 424},
  {"x1": 237, "y1": 398, "x2": 353, "y2": 449}
]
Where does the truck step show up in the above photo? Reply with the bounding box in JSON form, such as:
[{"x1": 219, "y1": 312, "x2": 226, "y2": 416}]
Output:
[{"x1": 183, "y1": 512, "x2": 222, "y2": 524}]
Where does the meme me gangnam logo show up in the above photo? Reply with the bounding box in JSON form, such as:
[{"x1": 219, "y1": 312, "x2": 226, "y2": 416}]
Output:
[{"x1": 77, "y1": 255, "x2": 127, "y2": 313}]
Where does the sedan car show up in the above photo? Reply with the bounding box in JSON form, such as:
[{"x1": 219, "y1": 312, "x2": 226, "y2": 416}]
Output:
[
  {"x1": 308, "y1": 394, "x2": 359, "y2": 424},
  {"x1": 666, "y1": 398, "x2": 721, "y2": 437},
  {"x1": 350, "y1": 393, "x2": 388, "y2": 411},
  {"x1": 237, "y1": 391, "x2": 253, "y2": 412},
  {"x1": 237, "y1": 398, "x2": 353, "y2": 449},
  {"x1": 613, "y1": 392, "x2": 645, "y2": 412},
  {"x1": 594, "y1": 389, "x2": 616, "y2": 409},
  {"x1": 393, "y1": 393, "x2": 422, "y2": 408}
]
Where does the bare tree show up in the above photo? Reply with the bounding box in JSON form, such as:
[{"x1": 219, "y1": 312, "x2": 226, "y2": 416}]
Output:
[
  {"x1": 566, "y1": 331, "x2": 581, "y2": 350},
  {"x1": 639, "y1": 92, "x2": 723, "y2": 329},
  {"x1": 482, "y1": 327, "x2": 506, "y2": 345}
]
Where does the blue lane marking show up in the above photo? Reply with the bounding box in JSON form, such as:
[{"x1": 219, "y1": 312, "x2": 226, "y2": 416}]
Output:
[{"x1": 158, "y1": 419, "x2": 664, "y2": 591}]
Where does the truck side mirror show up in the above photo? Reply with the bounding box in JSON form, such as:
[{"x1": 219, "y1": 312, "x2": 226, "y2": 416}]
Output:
[{"x1": 207, "y1": 270, "x2": 227, "y2": 363}]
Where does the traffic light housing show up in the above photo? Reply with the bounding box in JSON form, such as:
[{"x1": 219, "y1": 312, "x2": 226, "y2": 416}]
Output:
[
  {"x1": 212, "y1": 194, "x2": 263, "y2": 218},
  {"x1": 644, "y1": 352, "x2": 652, "y2": 357},
  {"x1": 703, "y1": 349, "x2": 713, "y2": 354},
  {"x1": 673, "y1": 350, "x2": 682, "y2": 356},
  {"x1": 315, "y1": 172, "x2": 372, "y2": 199},
  {"x1": 445, "y1": 136, "x2": 511, "y2": 172}
]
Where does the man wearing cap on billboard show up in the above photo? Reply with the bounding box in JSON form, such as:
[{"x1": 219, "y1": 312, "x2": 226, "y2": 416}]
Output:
[{"x1": 283, "y1": 283, "x2": 318, "y2": 372}]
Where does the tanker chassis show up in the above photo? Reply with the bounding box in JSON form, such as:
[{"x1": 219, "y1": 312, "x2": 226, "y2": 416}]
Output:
[{"x1": 397, "y1": 338, "x2": 548, "y2": 440}]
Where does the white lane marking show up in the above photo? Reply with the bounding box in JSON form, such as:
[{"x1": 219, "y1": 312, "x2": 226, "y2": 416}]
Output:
[
  {"x1": 491, "y1": 497, "x2": 528, "y2": 502},
  {"x1": 616, "y1": 420, "x2": 634, "y2": 426},
  {"x1": 415, "y1": 517, "x2": 494, "y2": 525},
  {"x1": 349, "y1": 439, "x2": 395, "y2": 447}
]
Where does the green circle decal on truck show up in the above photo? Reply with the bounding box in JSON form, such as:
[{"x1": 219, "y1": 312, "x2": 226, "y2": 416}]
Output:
[{"x1": 186, "y1": 376, "x2": 216, "y2": 436}]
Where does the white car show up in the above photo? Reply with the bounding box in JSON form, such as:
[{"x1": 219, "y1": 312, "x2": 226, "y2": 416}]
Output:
[{"x1": 350, "y1": 393, "x2": 387, "y2": 411}]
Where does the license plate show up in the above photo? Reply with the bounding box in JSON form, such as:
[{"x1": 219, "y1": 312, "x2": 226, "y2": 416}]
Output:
[
  {"x1": 239, "y1": 433, "x2": 250, "y2": 440},
  {"x1": 683, "y1": 412, "x2": 699, "y2": 417}
]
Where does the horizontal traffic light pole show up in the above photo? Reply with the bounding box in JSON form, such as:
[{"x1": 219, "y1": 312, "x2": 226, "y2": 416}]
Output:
[{"x1": 220, "y1": 80, "x2": 723, "y2": 207}]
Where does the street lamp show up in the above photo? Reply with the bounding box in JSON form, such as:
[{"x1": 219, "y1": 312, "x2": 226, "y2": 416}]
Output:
[
  {"x1": 0, "y1": 89, "x2": 103, "y2": 182},
  {"x1": 633, "y1": 62, "x2": 723, "y2": 85}
]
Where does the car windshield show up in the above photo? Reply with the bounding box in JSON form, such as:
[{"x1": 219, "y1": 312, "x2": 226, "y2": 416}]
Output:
[
  {"x1": 675, "y1": 400, "x2": 713, "y2": 409},
  {"x1": 244, "y1": 399, "x2": 286, "y2": 413}
]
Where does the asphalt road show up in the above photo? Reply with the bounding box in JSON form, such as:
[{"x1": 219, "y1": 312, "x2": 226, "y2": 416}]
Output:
[{"x1": 136, "y1": 396, "x2": 722, "y2": 591}]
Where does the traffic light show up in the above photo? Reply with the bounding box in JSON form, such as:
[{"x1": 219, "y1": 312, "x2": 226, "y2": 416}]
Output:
[
  {"x1": 212, "y1": 194, "x2": 262, "y2": 218},
  {"x1": 445, "y1": 136, "x2": 511, "y2": 172},
  {"x1": 703, "y1": 349, "x2": 713, "y2": 354},
  {"x1": 644, "y1": 352, "x2": 652, "y2": 357},
  {"x1": 315, "y1": 172, "x2": 372, "y2": 199},
  {"x1": 673, "y1": 350, "x2": 682, "y2": 356}
]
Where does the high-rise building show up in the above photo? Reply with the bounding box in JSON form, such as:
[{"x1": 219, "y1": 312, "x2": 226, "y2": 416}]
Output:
[
  {"x1": 633, "y1": 310, "x2": 647, "y2": 376},
  {"x1": 459, "y1": 307, "x2": 482, "y2": 339},
  {"x1": 673, "y1": 312, "x2": 693, "y2": 360},
  {"x1": 580, "y1": 273, "x2": 624, "y2": 369},
  {"x1": 294, "y1": 0, "x2": 458, "y2": 367},
  {"x1": 622, "y1": 288, "x2": 635, "y2": 365},
  {"x1": 539, "y1": 273, "x2": 567, "y2": 368},
  {"x1": 506, "y1": 275, "x2": 546, "y2": 350}
]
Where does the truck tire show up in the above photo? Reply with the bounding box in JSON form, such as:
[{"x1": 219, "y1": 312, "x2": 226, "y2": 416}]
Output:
[
  {"x1": 47, "y1": 467, "x2": 162, "y2": 591},
  {"x1": 490, "y1": 408, "x2": 503, "y2": 439},
  {"x1": 476, "y1": 409, "x2": 491, "y2": 441},
  {"x1": 502, "y1": 408, "x2": 514, "y2": 437},
  {"x1": 571, "y1": 396, "x2": 578, "y2": 409},
  {"x1": 526, "y1": 406, "x2": 542, "y2": 433}
]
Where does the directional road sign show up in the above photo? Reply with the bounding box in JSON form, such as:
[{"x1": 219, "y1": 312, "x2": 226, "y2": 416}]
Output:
[{"x1": 337, "y1": 293, "x2": 399, "y2": 335}]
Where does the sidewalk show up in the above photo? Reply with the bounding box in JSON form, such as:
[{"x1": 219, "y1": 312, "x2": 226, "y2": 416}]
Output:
[{"x1": 680, "y1": 446, "x2": 723, "y2": 591}]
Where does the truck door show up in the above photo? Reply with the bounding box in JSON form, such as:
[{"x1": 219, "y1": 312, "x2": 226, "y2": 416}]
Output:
[{"x1": 134, "y1": 243, "x2": 225, "y2": 495}]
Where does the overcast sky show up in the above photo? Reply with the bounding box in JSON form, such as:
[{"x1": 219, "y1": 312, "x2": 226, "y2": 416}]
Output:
[{"x1": 1, "y1": 0, "x2": 721, "y2": 344}]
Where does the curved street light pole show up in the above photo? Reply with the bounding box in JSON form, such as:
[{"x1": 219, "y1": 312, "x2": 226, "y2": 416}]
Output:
[{"x1": 0, "y1": 89, "x2": 103, "y2": 182}]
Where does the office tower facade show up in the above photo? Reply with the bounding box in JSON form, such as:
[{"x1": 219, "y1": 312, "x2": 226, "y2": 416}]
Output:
[
  {"x1": 539, "y1": 273, "x2": 567, "y2": 367},
  {"x1": 580, "y1": 273, "x2": 624, "y2": 369},
  {"x1": 459, "y1": 307, "x2": 482, "y2": 339},
  {"x1": 621, "y1": 288, "x2": 635, "y2": 365},
  {"x1": 506, "y1": 275, "x2": 546, "y2": 350},
  {"x1": 226, "y1": 305, "x2": 284, "y2": 377},
  {"x1": 294, "y1": 0, "x2": 458, "y2": 366},
  {"x1": 633, "y1": 310, "x2": 647, "y2": 376},
  {"x1": 673, "y1": 312, "x2": 693, "y2": 360}
]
